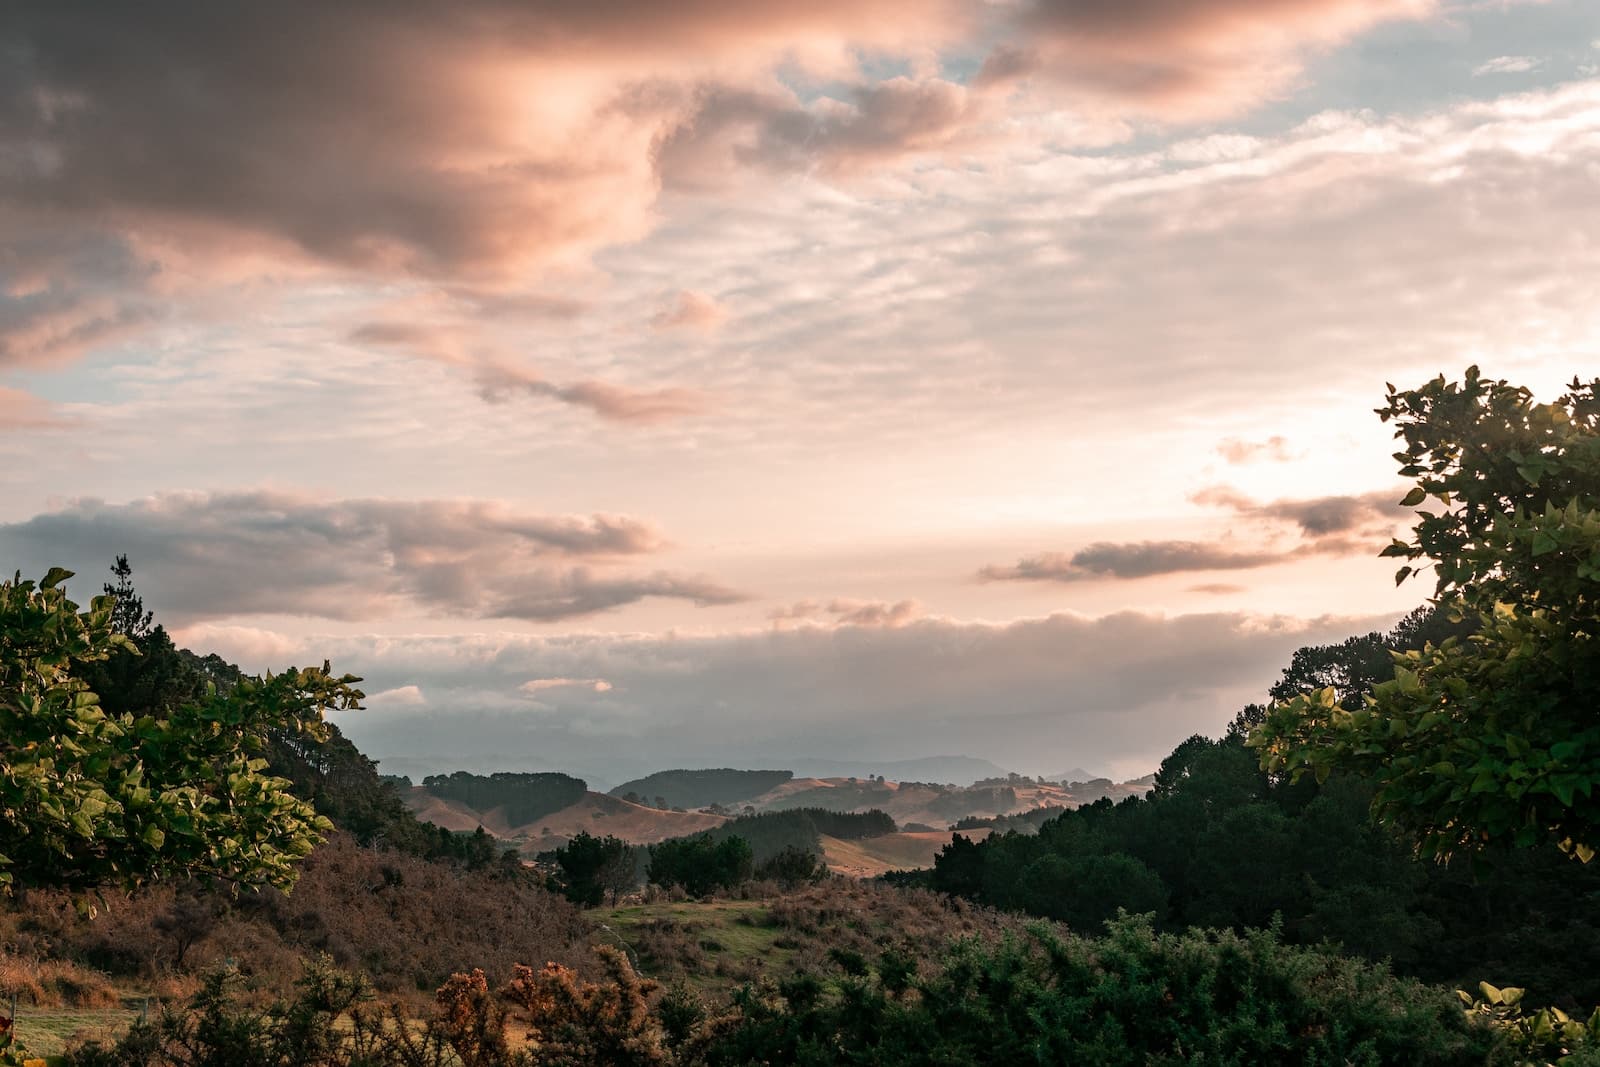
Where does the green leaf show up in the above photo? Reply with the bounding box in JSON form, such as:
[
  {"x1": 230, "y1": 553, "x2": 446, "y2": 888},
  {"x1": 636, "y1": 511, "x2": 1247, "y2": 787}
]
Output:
[{"x1": 1399, "y1": 486, "x2": 1428, "y2": 507}]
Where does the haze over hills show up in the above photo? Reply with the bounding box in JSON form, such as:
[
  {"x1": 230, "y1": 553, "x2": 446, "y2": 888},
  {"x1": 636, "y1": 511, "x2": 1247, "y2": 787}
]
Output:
[
  {"x1": 372, "y1": 753, "x2": 1027, "y2": 793},
  {"x1": 772, "y1": 755, "x2": 1015, "y2": 786},
  {"x1": 396, "y1": 765, "x2": 1155, "y2": 862}
]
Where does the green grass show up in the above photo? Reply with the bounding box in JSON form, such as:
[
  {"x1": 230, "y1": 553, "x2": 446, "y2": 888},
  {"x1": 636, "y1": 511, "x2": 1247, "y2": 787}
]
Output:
[
  {"x1": 10, "y1": 997, "x2": 150, "y2": 1060},
  {"x1": 595, "y1": 899, "x2": 798, "y2": 995}
]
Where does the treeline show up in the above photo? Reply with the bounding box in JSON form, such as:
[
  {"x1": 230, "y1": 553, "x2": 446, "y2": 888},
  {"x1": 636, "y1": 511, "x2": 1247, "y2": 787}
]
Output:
[
  {"x1": 608, "y1": 768, "x2": 793, "y2": 809},
  {"x1": 420, "y1": 771, "x2": 589, "y2": 826},
  {"x1": 549, "y1": 807, "x2": 895, "y2": 905},
  {"x1": 951, "y1": 804, "x2": 1067, "y2": 833},
  {"x1": 909, "y1": 606, "x2": 1600, "y2": 1006}
]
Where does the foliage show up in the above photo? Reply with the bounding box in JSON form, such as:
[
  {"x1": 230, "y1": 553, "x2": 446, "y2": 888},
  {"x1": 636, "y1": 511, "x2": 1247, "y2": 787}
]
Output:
[
  {"x1": 926, "y1": 712, "x2": 1600, "y2": 1004},
  {"x1": 0, "y1": 568, "x2": 361, "y2": 893},
  {"x1": 684, "y1": 915, "x2": 1502, "y2": 1065},
  {"x1": 951, "y1": 805, "x2": 1068, "y2": 833},
  {"x1": 553, "y1": 832, "x2": 639, "y2": 907},
  {"x1": 1460, "y1": 982, "x2": 1600, "y2": 1066},
  {"x1": 753, "y1": 847, "x2": 825, "y2": 890},
  {"x1": 420, "y1": 772, "x2": 589, "y2": 828},
  {"x1": 1254, "y1": 370, "x2": 1600, "y2": 860},
  {"x1": 647, "y1": 837, "x2": 753, "y2": 897},
  {"x1": 608, "y1": 770, "x2": 793, "y2": 811},
  {"x1": 504, "y1": 947, "x2": 668, "y2": 1066}
]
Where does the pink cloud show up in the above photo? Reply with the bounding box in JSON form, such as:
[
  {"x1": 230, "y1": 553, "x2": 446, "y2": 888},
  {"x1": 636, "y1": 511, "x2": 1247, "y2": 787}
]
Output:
[
  {"x1": 984, "y1": 0, "x2": 1435, "y2": 118},
  {"x1": 652, "y1": 290, "x2": 729, "y2": 331},
  {"x1": 0, "y1": 387, "x2": 67, "y2": 430}
]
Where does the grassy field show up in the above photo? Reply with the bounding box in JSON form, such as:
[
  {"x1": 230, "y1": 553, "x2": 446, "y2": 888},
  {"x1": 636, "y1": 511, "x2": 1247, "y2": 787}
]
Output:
[{"x1": 9, "y1": 998, "x2": 150, "y2": 1061}]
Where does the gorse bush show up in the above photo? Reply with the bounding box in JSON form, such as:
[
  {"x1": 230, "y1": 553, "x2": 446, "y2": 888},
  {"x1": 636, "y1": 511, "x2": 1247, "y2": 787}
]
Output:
[{"x1": 57, "y1": 916, "x2": 1544, "y2": 1066}]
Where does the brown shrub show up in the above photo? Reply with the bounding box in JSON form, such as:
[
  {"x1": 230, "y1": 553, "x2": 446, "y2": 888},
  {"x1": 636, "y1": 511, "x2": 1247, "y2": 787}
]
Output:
[
  {"x1": 0, "y1": 834, "x2": 596, "y2": 1005},
  {"x1": 0, "y1": 954, "x2": 119, "y2": 1008}
]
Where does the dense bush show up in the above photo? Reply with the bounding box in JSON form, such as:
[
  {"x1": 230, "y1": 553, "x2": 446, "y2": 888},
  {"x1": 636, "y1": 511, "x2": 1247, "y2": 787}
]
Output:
[{"x1": 648, "y1": 837, "x2": 753, "y2": 897}]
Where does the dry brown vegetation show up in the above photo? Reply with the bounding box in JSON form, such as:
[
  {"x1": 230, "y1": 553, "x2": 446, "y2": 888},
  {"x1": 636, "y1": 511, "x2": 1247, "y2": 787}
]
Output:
[
  {"x1": 0, "y1": 953, "x2": 120, "y2": 1008},
  {"x1": 0, "y1": 834, "x2": 595, "y2": 1005}
]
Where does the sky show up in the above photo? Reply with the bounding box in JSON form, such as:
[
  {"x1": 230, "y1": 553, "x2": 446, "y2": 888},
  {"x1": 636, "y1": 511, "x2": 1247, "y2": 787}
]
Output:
[{"x1": 3, "y1": 0, "x2": 1597, "y2": 787}]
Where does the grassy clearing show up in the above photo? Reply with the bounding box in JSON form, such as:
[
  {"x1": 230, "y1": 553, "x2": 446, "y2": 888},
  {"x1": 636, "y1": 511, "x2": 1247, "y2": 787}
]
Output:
[
  {"x1": 595, "y1": 898, "x2": 796, "y2": 995},
  {"x1": 594, "y1": 880, "x2": 1039, "y2": 1004}
]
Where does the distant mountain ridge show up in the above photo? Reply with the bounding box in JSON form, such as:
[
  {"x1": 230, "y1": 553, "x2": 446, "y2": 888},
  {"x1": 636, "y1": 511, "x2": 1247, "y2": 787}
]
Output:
[{"x1": 774, "y1": 755, "x2": 1012, "y2": 786}]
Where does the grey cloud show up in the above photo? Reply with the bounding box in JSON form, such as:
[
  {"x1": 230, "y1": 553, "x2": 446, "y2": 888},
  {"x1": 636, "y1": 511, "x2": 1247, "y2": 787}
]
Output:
[
  {"x1": 980, "y1": 542, "x2": 1284, "y2": 582},
  {"x1": 1193, "y1": 486, "x2": 1407, "y2": 536},
  {"x1": 196, "y1": 609, "x2": 1393, "y2": 782},
  {"x1": 767, "y1": 598, "x2": 923, "y2": 628},
  {"x1": 0, "y1": 1, "x2": 963, "y2": 292},
  {"x1": 981, "y1": 486, "x2": 1407, "y2": 583},
  {"x1": 0, "y1": 492, "x2": 746, "y2": 624},
  {"x1": 655, "y1": 76, "x2": 984, "y2": 189}
]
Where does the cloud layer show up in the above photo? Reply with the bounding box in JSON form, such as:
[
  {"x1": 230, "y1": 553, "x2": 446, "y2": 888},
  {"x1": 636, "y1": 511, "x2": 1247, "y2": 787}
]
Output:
[
  {"x1": 180, "y1": 608, "x2": 1392, "y2": 781},
  {"x1": 0, "y1": 492, "x2": 745, "y2": 623}
]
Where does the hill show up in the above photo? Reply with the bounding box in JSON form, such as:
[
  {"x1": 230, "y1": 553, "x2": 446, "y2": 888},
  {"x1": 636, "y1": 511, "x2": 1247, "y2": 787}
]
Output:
[
  {"x1": 608, "y1": 768, "x2": 793, "y2": 809},
  {"x1": 400, "y1": 786, "x2": 727, "y2": 852},
  {"x1": 399, "y1": 767, "x2": 1155, "y2": 866},
  {"x1": 819, "y1": 829, "x2": 993, "y2": 877}
]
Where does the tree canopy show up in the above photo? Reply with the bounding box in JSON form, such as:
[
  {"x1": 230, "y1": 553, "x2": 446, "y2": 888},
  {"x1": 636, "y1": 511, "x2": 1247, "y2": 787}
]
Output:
[
  {"x1": 1252, "y1": 369, "x2": 1600, "y2": 860},
  {"x1": 0, "y1": 567, "x2": 362, "y2": 893}
]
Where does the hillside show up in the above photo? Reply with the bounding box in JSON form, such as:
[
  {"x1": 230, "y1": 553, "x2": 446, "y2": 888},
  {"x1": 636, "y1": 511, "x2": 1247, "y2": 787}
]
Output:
[
  {"x1": 743, "y1": 774, "x2": 1152, "y2": 827},
  {"x1": 401, "y1": 786, "x2": 726, "y2": 852},
  {"x1": 819, "y1": 829, "x2": 993, "y2": 877},
  {"x1": 608, "y1": 768, "x2": 793, "y2": 809}
]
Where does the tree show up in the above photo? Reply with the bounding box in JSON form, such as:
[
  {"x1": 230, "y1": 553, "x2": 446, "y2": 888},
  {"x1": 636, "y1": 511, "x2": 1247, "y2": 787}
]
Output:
[
  {"x1": 103, "y1": 554, "x2": 154, "y2": 639},
  {"x1": 0, "y1": 568, "x2": 362, "y2": 892},
  {"x1": 1252, "y1": 369, "x2": 1600, "y2": 860},
  {"x1": 555, "y1": 831, "x2": 636, "y2": 907},
  {"x1": 647, "y1": 834, "x2": 753, "y2": 896}
]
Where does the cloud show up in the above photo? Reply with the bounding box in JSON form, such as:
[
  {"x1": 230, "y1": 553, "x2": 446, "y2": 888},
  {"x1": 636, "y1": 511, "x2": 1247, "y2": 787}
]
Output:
[
  {"x1": 1191, "y1": 485, "x2": 1407, "y2": 536},
  {"x1": 367, "y1": 685, "x2": 427, "y2": 708},
  {"x1": 0, "y1": 3, "x2": 966, "y2": 284},
  {"x1": 1189, "y1": 583, "x2": 1249, "y2": 595},
  {"x1": 769, "y1": 598, "x2": 924, "y2": 628},
  {"x1": 0, "y1": 492, "x2": 747, "y2": 624},
  {"x1": 981, "y1": 487, "x2": 1410, "y2": 583},
  {"x1": 1474, "y1": 55, "x2": 1544, "y2": 76},
  {"x1": 200, "y1": 608, "x2": 1397, "y2": 780},
  {"x1": 982, "y1": 0, "x2": 1435, "y2": 118},
  {"x1": 520, "y1": 677, "x2": 613, "y2": 694},
  {"x1": 0, "y1": 386, "x2": 66, "y2": 431},
  {"x1": 1215, "y1": 435, "x2": 1296, "y2": 464},
  {"x1": 651, "y1": 290, "x2": 729, "y2": 332},
  {"x1": 980, "y1": 542, "x2": 1285, "y2": 582},
  {"x1": 348, "y1": 321, "x2": 712, "y2": 422}
]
